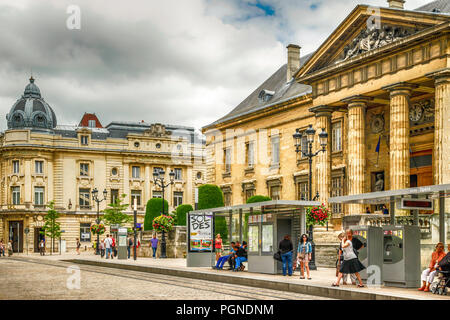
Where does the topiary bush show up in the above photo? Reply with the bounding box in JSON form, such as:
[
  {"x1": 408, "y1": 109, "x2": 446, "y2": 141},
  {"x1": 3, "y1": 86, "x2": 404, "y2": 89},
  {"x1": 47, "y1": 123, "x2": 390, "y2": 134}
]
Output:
[
  {"x1": 246, "y1": 195, "x2": 272, "y2": 204},
  {"x1": 175, "y1": 204, "x2": 193, "y2": 226},
  {"x1": 197, "y1": 184, "x2": 228, "y2": 242},
  {"x1": 144, "y1": 198, "x2": 169, "y2": 231}
]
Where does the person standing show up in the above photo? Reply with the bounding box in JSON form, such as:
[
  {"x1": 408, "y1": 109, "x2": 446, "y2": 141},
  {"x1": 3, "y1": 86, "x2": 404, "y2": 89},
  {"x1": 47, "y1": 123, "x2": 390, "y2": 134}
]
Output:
[
  {"x1": 111, "y1": 235, "x2": 117, "y2": 258},
  {"x1": 332, "y1": 230, "x2": 365, "y2": 287},
  {"x1": 0, "y1": 239, "x2": 4, "y2": 257},
  {"x1": 100, "y1": 239, "x2": 105, "y2": 258},
  {"x1": 39, "y1": 240, "x2": 45, "y2": 256},
  {"x1": 104, "y1": 234, "x2": 113, "y2": 259},
  {"x1": 215, "y1": 234, "x2": 223, "y2": 262},
  {"x1": 127, "y1": 236, "x2": 133, "y2": 259},
  {"x1": 297, "y1": 234, "x2": 312, "y2": 280},
  {"x1": 76, "y1": 238, "x2": 81, "y2": 255},
  {"x1": 8, "y1": 240, "x2": 13, "y2": 256},
  {"x1": 150, "y1": 234, "x2": 158, "y2": 258},
  {"x1": 279, "y1": 235, "x2": 293, "y2": 276}
]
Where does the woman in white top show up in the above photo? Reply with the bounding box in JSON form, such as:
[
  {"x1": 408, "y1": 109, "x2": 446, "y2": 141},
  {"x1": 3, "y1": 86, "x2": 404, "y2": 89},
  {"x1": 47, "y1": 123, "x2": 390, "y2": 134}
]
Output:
[{"x1": 332, "y1": 231, "x2": 365, "y2": 287}]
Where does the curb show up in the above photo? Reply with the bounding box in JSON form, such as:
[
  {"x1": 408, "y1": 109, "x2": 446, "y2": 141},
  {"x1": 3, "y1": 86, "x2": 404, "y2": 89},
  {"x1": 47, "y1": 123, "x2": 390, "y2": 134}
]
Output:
[{"x1": 65, "y1": 259, "x2": 413, "y2": 300}]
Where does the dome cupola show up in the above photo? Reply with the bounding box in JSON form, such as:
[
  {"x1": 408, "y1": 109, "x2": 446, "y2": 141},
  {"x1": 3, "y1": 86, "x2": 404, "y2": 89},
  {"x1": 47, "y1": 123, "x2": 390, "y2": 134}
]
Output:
[{"x1": 6, "y1": 77, "x2": 57, "y2": 130}]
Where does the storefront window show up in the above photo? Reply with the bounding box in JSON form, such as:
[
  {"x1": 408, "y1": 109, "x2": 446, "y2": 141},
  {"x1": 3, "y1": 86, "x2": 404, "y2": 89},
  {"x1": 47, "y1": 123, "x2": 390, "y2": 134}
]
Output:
[{"x1": 80, "y1": 223, "x2": 91, "y2": 242}]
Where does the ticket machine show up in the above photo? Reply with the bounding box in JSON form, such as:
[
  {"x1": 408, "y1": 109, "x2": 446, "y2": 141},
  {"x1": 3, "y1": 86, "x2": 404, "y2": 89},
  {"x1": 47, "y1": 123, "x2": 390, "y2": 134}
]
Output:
[
  {"x1": 382, "y1": 225, "x2": 420, "y2": 288},
  {"x1": 352, "y1": 226, "x2": 383, "y2": 285}
]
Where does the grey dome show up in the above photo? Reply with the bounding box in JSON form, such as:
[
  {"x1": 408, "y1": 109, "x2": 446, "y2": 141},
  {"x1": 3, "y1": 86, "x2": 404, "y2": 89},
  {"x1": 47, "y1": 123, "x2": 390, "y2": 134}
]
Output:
[{"x1": 7, "y1": 77, "x2": 57, "y2": 130}]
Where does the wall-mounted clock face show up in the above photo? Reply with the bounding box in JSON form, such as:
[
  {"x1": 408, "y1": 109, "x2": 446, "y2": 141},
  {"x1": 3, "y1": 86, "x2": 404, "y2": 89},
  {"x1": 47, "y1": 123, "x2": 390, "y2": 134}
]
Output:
[{"x1": 409, "y1": 104, "x2": 423, "y2": 122}]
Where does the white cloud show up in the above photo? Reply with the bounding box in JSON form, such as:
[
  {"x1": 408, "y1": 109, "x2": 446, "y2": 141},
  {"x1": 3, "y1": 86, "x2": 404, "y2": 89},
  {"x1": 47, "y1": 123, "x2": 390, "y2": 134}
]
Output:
[{"x1": 0, "y1": 0, "x2": 434, "y2": 131}]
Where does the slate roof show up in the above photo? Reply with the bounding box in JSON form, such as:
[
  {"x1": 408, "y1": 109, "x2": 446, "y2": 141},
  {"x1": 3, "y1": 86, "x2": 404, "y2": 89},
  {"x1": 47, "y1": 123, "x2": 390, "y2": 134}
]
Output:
[
  {"x1": 204, "y1": 52, "x2": 314, "y2": 129},
  {"x1": 204, "y1": 1, "x2": 450, "y2": 130},
  {"x1": 415, "y1": 0, "x2": 450, "y2": 13}
]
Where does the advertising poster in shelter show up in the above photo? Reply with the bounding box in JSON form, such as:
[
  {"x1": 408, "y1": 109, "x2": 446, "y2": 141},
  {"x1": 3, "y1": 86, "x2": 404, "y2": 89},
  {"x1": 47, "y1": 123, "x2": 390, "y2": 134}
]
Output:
[{"x1": 189, "y1": 213, "x2": 213, "y2": 252}]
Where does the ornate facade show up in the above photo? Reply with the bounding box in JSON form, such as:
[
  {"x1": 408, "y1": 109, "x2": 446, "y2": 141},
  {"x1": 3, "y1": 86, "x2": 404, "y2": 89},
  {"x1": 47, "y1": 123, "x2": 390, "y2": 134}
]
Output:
[
  {"x1": 203, "y1": 1, "x2": 450, "y2": 230},
  {"x1": 2, "y1": 78, "x2": 206, "y2": 253}
]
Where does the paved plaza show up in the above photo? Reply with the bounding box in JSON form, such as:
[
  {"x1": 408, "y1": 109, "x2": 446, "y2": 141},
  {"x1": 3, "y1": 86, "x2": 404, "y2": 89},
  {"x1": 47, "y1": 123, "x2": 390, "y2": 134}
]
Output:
[
  {"x1": 2, "y1": 252, "x2": 448, "y2": 300},
  {"x1": 0, "y1": 256, "x2": 331, "y2": 300}
]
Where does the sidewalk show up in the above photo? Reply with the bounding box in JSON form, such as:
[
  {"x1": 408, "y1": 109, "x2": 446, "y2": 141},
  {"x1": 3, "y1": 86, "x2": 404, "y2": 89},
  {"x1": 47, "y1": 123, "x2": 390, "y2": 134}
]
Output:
[{"x1": 13, "y1": 252, "x2": 450, "y2": 300}]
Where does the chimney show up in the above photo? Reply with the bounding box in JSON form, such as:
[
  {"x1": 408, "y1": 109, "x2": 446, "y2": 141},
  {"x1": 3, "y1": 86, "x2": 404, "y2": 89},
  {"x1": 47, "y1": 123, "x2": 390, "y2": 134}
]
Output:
[
  {"x1": 286, "y1": 44, "x2": 301, "y2": 82},
  {"x1": 387, "y1": 0, "x2": 405, "y2": 9}
]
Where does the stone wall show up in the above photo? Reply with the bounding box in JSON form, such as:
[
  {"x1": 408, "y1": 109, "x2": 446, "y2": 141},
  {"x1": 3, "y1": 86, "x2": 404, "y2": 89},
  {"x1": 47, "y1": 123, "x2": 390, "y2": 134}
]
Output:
[{"x1": 139, "y1": 226, "x2": 187, "y2": 258}]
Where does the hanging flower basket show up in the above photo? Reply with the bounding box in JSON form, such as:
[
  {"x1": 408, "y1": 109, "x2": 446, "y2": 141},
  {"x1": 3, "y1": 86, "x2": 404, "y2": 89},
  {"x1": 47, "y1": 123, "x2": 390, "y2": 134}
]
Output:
[
  {"x1": 152, "y1": 215, "x2": 174, "y2": 233},
  {"x1": 306, "y1": 204, "x2": 330, "y2": 227},
  {"x1": 90, "y1": 223, "x2": 106, "y2": 235}
]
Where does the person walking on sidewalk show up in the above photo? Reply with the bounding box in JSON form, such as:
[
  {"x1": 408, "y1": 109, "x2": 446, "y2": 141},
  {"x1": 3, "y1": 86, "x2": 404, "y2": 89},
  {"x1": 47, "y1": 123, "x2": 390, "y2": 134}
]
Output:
[
  {"x1": 76, "y1": 238, "x2": 81, "y2": 255},
  {"x1": 100, "y1": 239, "x2": 105, "y2": 258},
  {"x1": 333, "y1": 230, "x2": 365, "y2": 288},
  {"x1": 0, "y1": 239, "x2": 5, "y2": 257},
  {"x1": 297, "y1": 234, "x2": 312, "y2": 280},
  {"x1": 215, "y1": 234, "x2": 223, "y2": 262},
  {"x1": 104, "y1": 234, "x2": 113, "y2": 259},
  {"x1": 39, "y1": 240, "x2": 45, "y2": 256},
  {"x1": 7, "y1": 240, "x2": 13, "y2": 256},
  {"x1": 279, "y1": 235, "x2": 293, "y2": 276},
  {"x1": 127, "y1": 236, "x2": 133, "y2": 259},
  {"x1": 150, "y1": 234, "x2": 158, "y2": 258}
]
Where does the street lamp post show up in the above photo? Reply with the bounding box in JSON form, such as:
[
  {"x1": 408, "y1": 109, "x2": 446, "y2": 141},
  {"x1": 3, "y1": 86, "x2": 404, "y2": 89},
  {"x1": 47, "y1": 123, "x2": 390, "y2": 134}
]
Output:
[
  {"x1": 293, "y1": 124, "x2": 328, "y2": 270},
  {"x1": 92, "y1": 188, "x2": 107, "y2": 255},
  {"x1": 153, "y1": 169, "x2": 175, "y2": 259}
]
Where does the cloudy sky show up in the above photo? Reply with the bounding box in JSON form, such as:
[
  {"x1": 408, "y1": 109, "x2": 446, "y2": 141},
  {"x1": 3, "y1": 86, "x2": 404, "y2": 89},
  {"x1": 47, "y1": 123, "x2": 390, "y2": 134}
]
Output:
[{"x1": 0, "y1": 0, "x2": 428, "y2": 131}]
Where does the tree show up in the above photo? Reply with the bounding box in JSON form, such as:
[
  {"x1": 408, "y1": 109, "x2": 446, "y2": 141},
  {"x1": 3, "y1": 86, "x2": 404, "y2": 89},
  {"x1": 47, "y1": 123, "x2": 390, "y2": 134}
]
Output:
[
  {"x1": 103, "y1": 193, "x2": 132, "y2": 227},
  {"x1": 41, "y1": 201, "x2": 62, "y2": 255},
  {"x1": 246, "y1": 195, "x2": 272, "y2": 204},
  {"x1": 144, "y1": 198, "x2": 169, "y2": 231},
  {"x1": 175, "y1": 204, "x2": 193, "y2": 226},
  {"x1": 197, "y1": 184, "x2": 228, "y2": 241}
]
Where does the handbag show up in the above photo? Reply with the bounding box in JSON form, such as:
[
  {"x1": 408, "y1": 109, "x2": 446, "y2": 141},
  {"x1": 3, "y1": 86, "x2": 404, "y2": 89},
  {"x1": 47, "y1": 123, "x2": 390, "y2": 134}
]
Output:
[{"x1": 273, "y1": 251, "x2": 282, "y2": 262}]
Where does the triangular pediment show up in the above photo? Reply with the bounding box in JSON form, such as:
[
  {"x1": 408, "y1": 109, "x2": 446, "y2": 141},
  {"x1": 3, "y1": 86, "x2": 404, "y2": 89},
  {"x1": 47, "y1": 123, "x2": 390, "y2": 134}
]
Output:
[{"x1": 296, "y1": 5, "x2": 450, "y2": 78}]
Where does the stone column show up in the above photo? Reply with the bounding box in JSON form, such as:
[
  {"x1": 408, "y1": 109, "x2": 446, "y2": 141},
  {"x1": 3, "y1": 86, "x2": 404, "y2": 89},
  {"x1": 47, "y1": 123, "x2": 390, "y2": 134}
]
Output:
[
  {"x1": 309, "y1": 105, "x2": 333, "y2": 205},
  {"x1": 342, "y1": 96, "x2": 371, "y2": 215},
  {"x1": 428, "y1": 69, "x2": 450, "y2": 214},
  {"x1": 383, "y1": 82, "x2": 417, "y2": 216}
]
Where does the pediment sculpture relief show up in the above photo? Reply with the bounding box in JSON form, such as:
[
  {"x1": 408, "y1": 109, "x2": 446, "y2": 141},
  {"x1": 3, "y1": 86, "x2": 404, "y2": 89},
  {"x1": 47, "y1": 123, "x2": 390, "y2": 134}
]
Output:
[{"x1": 338, "y1": 25, "x2": 416, "y2": 62}]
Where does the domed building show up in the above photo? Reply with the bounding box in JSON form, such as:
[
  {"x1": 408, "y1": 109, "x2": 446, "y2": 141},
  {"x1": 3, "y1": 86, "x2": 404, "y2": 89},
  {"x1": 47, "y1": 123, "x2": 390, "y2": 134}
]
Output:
[
  {"x1": 6, "y1": 77, "x2": 57, "y2": 131},
  {"x1": 0, "y1": 77, "x2": 205, "y2": 255}
]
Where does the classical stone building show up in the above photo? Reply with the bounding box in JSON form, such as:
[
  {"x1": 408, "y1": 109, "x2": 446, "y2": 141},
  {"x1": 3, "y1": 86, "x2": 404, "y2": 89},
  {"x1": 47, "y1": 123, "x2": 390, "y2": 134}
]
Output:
[
  {"x1": 203, "y1": 0, "x2": 450, "y2": 233},
  {"x1": 2, "y1": 77, "x2": 205, "y2": 253}
]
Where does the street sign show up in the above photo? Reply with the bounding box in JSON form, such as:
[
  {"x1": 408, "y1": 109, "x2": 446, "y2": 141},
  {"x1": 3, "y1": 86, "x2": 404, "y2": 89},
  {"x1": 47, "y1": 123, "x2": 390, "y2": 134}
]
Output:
[{"x1": 399, "y1": 198, "x2": 433, "y2": 211}]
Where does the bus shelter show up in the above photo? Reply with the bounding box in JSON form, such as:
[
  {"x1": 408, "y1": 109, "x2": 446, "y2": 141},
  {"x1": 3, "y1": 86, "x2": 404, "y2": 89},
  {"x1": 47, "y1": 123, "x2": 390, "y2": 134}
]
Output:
[
  {"x1": 328, "y1": 183, "x2": 450, "y2": 245},
  {"x1": 186, "y1": 200, "x2": 320, "y2": 274}
]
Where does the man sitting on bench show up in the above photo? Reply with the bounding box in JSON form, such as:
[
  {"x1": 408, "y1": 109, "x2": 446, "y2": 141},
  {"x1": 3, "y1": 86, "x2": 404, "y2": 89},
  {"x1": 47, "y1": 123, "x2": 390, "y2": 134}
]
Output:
[
  {"x1": 234, "y1": 241, "x2": 248, "y2": 272},
  {"x1": 213, "y1": 242, "x2": 236, "y2": 270}
]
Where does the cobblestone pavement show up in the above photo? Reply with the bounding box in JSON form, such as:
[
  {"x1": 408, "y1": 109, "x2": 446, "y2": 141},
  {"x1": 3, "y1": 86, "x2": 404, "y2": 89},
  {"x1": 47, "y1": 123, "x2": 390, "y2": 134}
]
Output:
[{"x1": 0, "y1": 258, "x2": 332, "y2": 300}]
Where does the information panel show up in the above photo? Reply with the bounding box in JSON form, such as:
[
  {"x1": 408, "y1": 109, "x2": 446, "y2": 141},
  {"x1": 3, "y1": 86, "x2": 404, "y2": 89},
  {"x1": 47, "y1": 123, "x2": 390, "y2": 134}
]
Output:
[
  {"x1": 189, "y1": 213, "x2": 213, "y2": 252},
  {"x1": 248, "y1": 225, "x2": 259, "y2": 252}
]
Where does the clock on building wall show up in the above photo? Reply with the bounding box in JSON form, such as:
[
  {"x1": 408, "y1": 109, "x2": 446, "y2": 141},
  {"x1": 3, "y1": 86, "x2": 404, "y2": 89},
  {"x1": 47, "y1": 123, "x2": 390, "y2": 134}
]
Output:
[{"x1": 409, "y1": 103, "x2": 423, "y2": 122}]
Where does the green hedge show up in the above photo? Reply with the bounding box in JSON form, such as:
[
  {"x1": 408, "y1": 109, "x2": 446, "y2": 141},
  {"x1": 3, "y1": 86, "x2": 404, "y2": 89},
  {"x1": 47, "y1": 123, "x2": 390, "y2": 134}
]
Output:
[
  {"x1": 175, "y1": 204, "x2": 193, "y2": 226},
  {"x1": 197, "y1": 184, "x2": 228, "y2": 241},
  {"x1": 246, "y1": 195, "x2": 272, "y2": 204},
  {"x1": 144, "y1": 198, "x2": 169, "y2": 231}
]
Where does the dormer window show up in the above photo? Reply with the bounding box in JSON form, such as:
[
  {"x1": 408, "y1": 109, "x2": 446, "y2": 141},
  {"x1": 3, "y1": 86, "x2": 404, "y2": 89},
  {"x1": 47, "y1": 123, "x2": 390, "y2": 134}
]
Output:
[
  {"x1": 258, "y1": 89, "x2": 275, "y2": 103},
  {"x1": 88, "y1": 120, "x2": 96, "y2": 128},
  {"x1": 81, "y1": 135, "x2": 89, "y2": 145}
]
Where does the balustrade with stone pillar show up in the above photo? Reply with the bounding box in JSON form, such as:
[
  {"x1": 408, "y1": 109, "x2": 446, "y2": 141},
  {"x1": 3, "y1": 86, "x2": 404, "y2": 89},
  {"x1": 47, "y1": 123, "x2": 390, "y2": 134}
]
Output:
[
  {"x1": 383, "y1": 82, "x2": 417, "y2": 216},
  {"x1": 342, "y1": 96, "x2": 372, "y2": 215},
  {"x1": 310, "y1": 105, "x2": 333, "y2": 205}
]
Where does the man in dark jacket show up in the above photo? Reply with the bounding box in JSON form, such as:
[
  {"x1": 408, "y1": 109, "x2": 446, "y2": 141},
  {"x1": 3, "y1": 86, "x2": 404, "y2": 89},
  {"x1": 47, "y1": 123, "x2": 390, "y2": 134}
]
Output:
[{"x1": 234, "y1": 242, "x2": 248, "y2": 271}]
